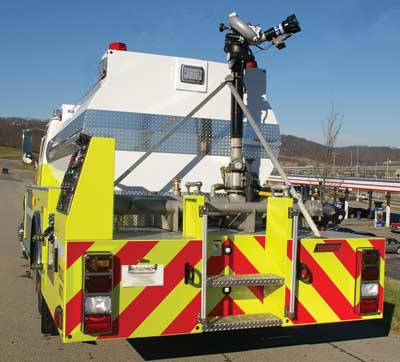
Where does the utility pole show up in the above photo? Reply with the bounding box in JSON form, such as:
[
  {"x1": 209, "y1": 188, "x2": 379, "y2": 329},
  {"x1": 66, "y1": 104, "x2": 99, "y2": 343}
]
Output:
[
  {"x1": 356, "y1": 147, "x2": 360, "y2": 177},
  {"x1": 350, "y1": 150, "x2": 353, "y2": 176},
  {"x1": 333, "y1": 151, "x2": 336, "y2": 176},
  {"x1": 385, "y1": 158, "x2": 391, "y2": 179},
  {"x1": 386, "y1": 192, "x2": 391, "y2": 227}
]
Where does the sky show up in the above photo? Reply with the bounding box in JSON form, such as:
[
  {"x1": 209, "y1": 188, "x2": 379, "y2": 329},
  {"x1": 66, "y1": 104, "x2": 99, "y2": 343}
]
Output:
[{"x1": 0, "y1": 0, "x2": 399, "y2": 147}]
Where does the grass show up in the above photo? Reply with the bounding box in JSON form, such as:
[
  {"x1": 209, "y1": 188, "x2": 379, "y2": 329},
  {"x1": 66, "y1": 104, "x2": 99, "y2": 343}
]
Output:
[
  {"x1": 0, "y1": 146, "x2": 21, "y2": 159},
  {"x1": 384, "y1": 277, "x2": 400, "y2": 334},
  {"x1": 14, "y1": 163, "x2": 34, "y2": 171}
]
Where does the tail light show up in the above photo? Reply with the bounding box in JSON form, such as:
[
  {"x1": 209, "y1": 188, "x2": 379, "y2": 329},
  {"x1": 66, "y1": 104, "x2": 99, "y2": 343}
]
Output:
[
  {"x1": 84, "y1": 315, "x2": 112, "y2": 334},
  {"x1": 83, "y1": 253, "x2": 113, "y2": 334},
  {"x1": 54, "y1": 305, "x2": 63, "y2": 330},
  {"x1": 358, "y1": 249, "x2": 380, "y2": 315}
]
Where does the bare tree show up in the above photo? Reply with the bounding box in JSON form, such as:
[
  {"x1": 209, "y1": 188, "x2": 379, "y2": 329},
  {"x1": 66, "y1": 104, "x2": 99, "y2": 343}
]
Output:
[{"x1": 320, "y1": 104, "x2": 343, "y2": 199}]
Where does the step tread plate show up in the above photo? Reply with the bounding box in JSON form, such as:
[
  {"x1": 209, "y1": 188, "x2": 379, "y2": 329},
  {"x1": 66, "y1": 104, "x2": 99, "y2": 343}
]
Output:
[
  {"x1": 203, "y1": 313, "x2": 282, "y2": 332},
  {"x1": 207, "y1": 273, "x2": 284, "y2": 287}
]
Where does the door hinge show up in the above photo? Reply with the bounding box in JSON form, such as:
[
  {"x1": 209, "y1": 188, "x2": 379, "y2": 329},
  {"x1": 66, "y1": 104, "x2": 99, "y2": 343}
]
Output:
[
  {"x1": 288, "y1": 207, "x2": 299, "y2": 219},
  {"x1": 199, "y1": 205, "x2": 208, "y2": 217}
]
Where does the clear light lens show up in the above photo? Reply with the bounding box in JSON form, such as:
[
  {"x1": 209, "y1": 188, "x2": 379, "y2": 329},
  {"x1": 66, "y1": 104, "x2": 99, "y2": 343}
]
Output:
[
  {"x1": 361, "y1": 283, "x2": 379, "y2": 298},
  {"x1": 181, "y1": 65, "x2": 204, "y2": 84},
  {"x1": 85, "y1": 296, "x2": 112, "y2": 314}
]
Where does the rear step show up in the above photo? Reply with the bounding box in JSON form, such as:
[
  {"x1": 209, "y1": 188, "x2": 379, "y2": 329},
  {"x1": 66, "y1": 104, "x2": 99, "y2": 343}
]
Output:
[
  {"x1": 207, "y1": 273, "x2": 284, "y2": 287},
  {"x1": 203, "y1": 313, "x2": 282, "y2": 332}
]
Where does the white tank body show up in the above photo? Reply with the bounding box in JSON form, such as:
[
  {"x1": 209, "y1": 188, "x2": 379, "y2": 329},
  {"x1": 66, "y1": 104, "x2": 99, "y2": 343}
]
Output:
[{"x1": 42, "y1": 48, "x2": 280, "y2": 193}]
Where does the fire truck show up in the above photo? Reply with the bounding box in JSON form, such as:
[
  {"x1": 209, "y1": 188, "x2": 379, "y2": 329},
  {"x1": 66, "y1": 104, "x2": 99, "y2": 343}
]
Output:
[{"x1": 19, "y1": 13, "x2": 385, "y2": 343}]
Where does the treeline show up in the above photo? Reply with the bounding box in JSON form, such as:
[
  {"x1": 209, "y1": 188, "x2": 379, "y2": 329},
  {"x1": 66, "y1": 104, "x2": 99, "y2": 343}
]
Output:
[
  {"x1": 0, "y1": 118, "x2": 399, "y2": 166},
  {"x1": 280, "y1": 135, "x2": 400, "y2": 166},
  {"x1": 0, "y1": 117, "x2": 46, "y2": 153}
]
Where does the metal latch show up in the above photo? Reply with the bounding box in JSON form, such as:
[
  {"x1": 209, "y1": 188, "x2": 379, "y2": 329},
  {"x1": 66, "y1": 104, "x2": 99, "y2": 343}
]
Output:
[
  {"x1": 288, "y1": 207, "x2": 299, "y2": 218},
  {"x1": 199, "y1": 205, "x2": 208, "y2": 217}
]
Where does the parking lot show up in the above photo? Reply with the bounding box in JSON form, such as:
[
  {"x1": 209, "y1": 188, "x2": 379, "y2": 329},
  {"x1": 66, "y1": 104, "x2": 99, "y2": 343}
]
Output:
[{"x1": 1, "y1": 159, "x2": 399, "y2": 362}]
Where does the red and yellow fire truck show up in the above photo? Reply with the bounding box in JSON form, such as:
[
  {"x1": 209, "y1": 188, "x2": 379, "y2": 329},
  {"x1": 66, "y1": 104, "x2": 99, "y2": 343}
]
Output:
[{"x1": 19, "y1": 13, "x2": 385, "y2": 343}]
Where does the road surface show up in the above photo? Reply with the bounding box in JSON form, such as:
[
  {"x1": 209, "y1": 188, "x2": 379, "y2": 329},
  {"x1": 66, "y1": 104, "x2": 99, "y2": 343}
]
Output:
[{"x1": 1, "y1": 159, "x2": 399, "y2": 362}]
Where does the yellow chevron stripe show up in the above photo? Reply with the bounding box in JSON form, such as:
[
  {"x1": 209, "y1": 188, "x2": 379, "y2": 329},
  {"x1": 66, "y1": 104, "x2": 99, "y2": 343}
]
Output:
[
  {"x1": 296, "y1": 281, "x2": 339, "y2": 323},
  {"x1": 302, "y1": 242, "x2": 355, "y2": 304},
  {"x1": 233, "y1": 286, "x2": 266, "y2": 314},
  {"x1": 130, "y1": 259, "x2": 202, "y2": 338},
  {"x1": 65, "y1": 242, "x2": 127, "y2": 307},
  {"x1": 206, "y1": 265, "x2": 230, "y2": 314},
  {"x1": 117, "y1": 240, "x2": 189, "y2": 316},
  {"x1": 234, "y1": 235, "x2": 267, "y2": 273}
]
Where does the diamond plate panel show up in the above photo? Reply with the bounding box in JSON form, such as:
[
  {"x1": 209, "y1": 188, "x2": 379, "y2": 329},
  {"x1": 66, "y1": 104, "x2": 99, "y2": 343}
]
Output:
[
  {"x1": 51, "y1": 109, "x2": 280, "y2": 159},
  {"x1": 203, "y1": 313, "x2": 282, "y2": 332},
  {"x1": 207, "y1": 273, "x2": 284, "y2": 287}
]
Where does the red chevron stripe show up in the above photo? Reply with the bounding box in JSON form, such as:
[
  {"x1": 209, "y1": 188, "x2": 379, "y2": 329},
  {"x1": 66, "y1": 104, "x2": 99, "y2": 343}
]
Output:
[
  {"x1": 67, "y1": 242, "x2": 94, "y2": 269},
  {"x1": 254, "y1": 236, "x2": 266, "y2": 249},
  {"x1": 368, "y1": 239, "x2": 386, "y2": 259},
  {"x1": 248, "y1": 286, "x2": 264, "y2": 303},
  {"x1": 207, "y1": 295, "x2": 245, "y2": 317},
  {"x1": 207, "y1": 238, "x2": 259, "y2": 275},
  {"x1": 100, "y1": 240, "x2": 201, "y2": 339},
  {"x1": 299, "y1": 244, "x2": 361, "y2": 321},
  {"x1": 207, "y1": 238, "x2": 262, "y2": 302},
  {"x1": 287, "y1": 239, "x2": 293, "y2": 260},
  {"x1": 323, "y1": 239, "x2": 357, "y2": 278},
  {"x1": 161, "y1": 292, "x2": 201, "y2": 335},
  {"x1": 285, "y1": 287, "x2": 316, "y2": 324},
  {"x1": 65, "y1": 289, "x2": 83, "y2": 336},
  {"x1": 112, "y1": 241, "x2": 158, "y2": 288},
  {"x1": 378, "y1": 284, "x2": 384, "y2": 312}
]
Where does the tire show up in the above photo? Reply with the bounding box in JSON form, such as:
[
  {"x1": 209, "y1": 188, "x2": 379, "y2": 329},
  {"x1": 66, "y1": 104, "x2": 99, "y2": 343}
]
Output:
[
  {"x1": 39, "y1": 293, "x2": 58, "y2": 335},
  {"x1": 34, "y1": 270, "x2": 42, "y2": 314},
  {"x1": 396, "y1": 247, "x2": 400, "y2": 255},
  {"x1": 30, "y1": 220, "x2": 37, "y2": 268}
]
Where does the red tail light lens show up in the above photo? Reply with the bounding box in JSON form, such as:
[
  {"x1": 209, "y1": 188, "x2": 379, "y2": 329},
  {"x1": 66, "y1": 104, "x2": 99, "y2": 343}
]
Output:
[
  {"x1": 85, "y1": 275, "x2": 112, "y2": 293},
  {"x1": 362, "y1": 266, "x2": 379, "y2": 281},
  {"x1": 53, "y1": 306, "x2": 63, "y2": 330},
  {"x1": 360, "y1": 298, "x2": 379, "y2": 314},
  {"x1": 83, "y1": 253, "x2": 114, "y2": 335},
  {"x1": 358, "y1": 249, "x2": 381, "y2": 315},
  {"x1": 84, "y1": 315, "x2": 112, "y2": 334}
]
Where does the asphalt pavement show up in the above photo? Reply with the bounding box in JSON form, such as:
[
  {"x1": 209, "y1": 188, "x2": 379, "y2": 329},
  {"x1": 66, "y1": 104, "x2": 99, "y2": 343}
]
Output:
[{"x1": 1, "y1": 158, "x2": 399, "y2": 362}]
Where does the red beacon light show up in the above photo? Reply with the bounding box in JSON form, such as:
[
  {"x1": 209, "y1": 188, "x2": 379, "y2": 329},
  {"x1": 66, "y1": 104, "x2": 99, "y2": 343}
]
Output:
[
  {"x1": 245, "y1": 60, "x2": 258, "y2": 68},
  {"x1": 108, "y1": 42, "x2": 127, "y2": 51}
]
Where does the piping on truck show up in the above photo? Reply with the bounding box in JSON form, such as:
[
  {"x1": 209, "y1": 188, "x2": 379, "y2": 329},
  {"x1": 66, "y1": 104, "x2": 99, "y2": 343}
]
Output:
[{"x1": 19, "y1": 12, "x2": 385, "y2": 343}]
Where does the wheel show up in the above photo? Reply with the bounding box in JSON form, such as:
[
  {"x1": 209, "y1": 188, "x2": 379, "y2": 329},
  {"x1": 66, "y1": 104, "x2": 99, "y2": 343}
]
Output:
[
  {"x1": 39, "y1": 293, "x2": 58, "y2": 335},
  {"x1": 396, "y1": 247, "x2": 400, "y2": 255}
]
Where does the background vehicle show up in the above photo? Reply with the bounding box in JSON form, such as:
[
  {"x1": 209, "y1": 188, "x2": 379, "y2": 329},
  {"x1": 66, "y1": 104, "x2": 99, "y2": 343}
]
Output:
[
  {"x1": 348, "y1": 207, "x2": 369, "y2": 219},
  {"x1": 327, "y1": 226, "x2": 376, "y2": 237},
  {"x1": 386, "y1": 237, "x2": 400, "y2": 254},
  {"x1": 391, "y1": 222, "x2": 400, "y2": 233},
  {"x1": 357, "y1": 194, "x2": 369, "y2": 201}
]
